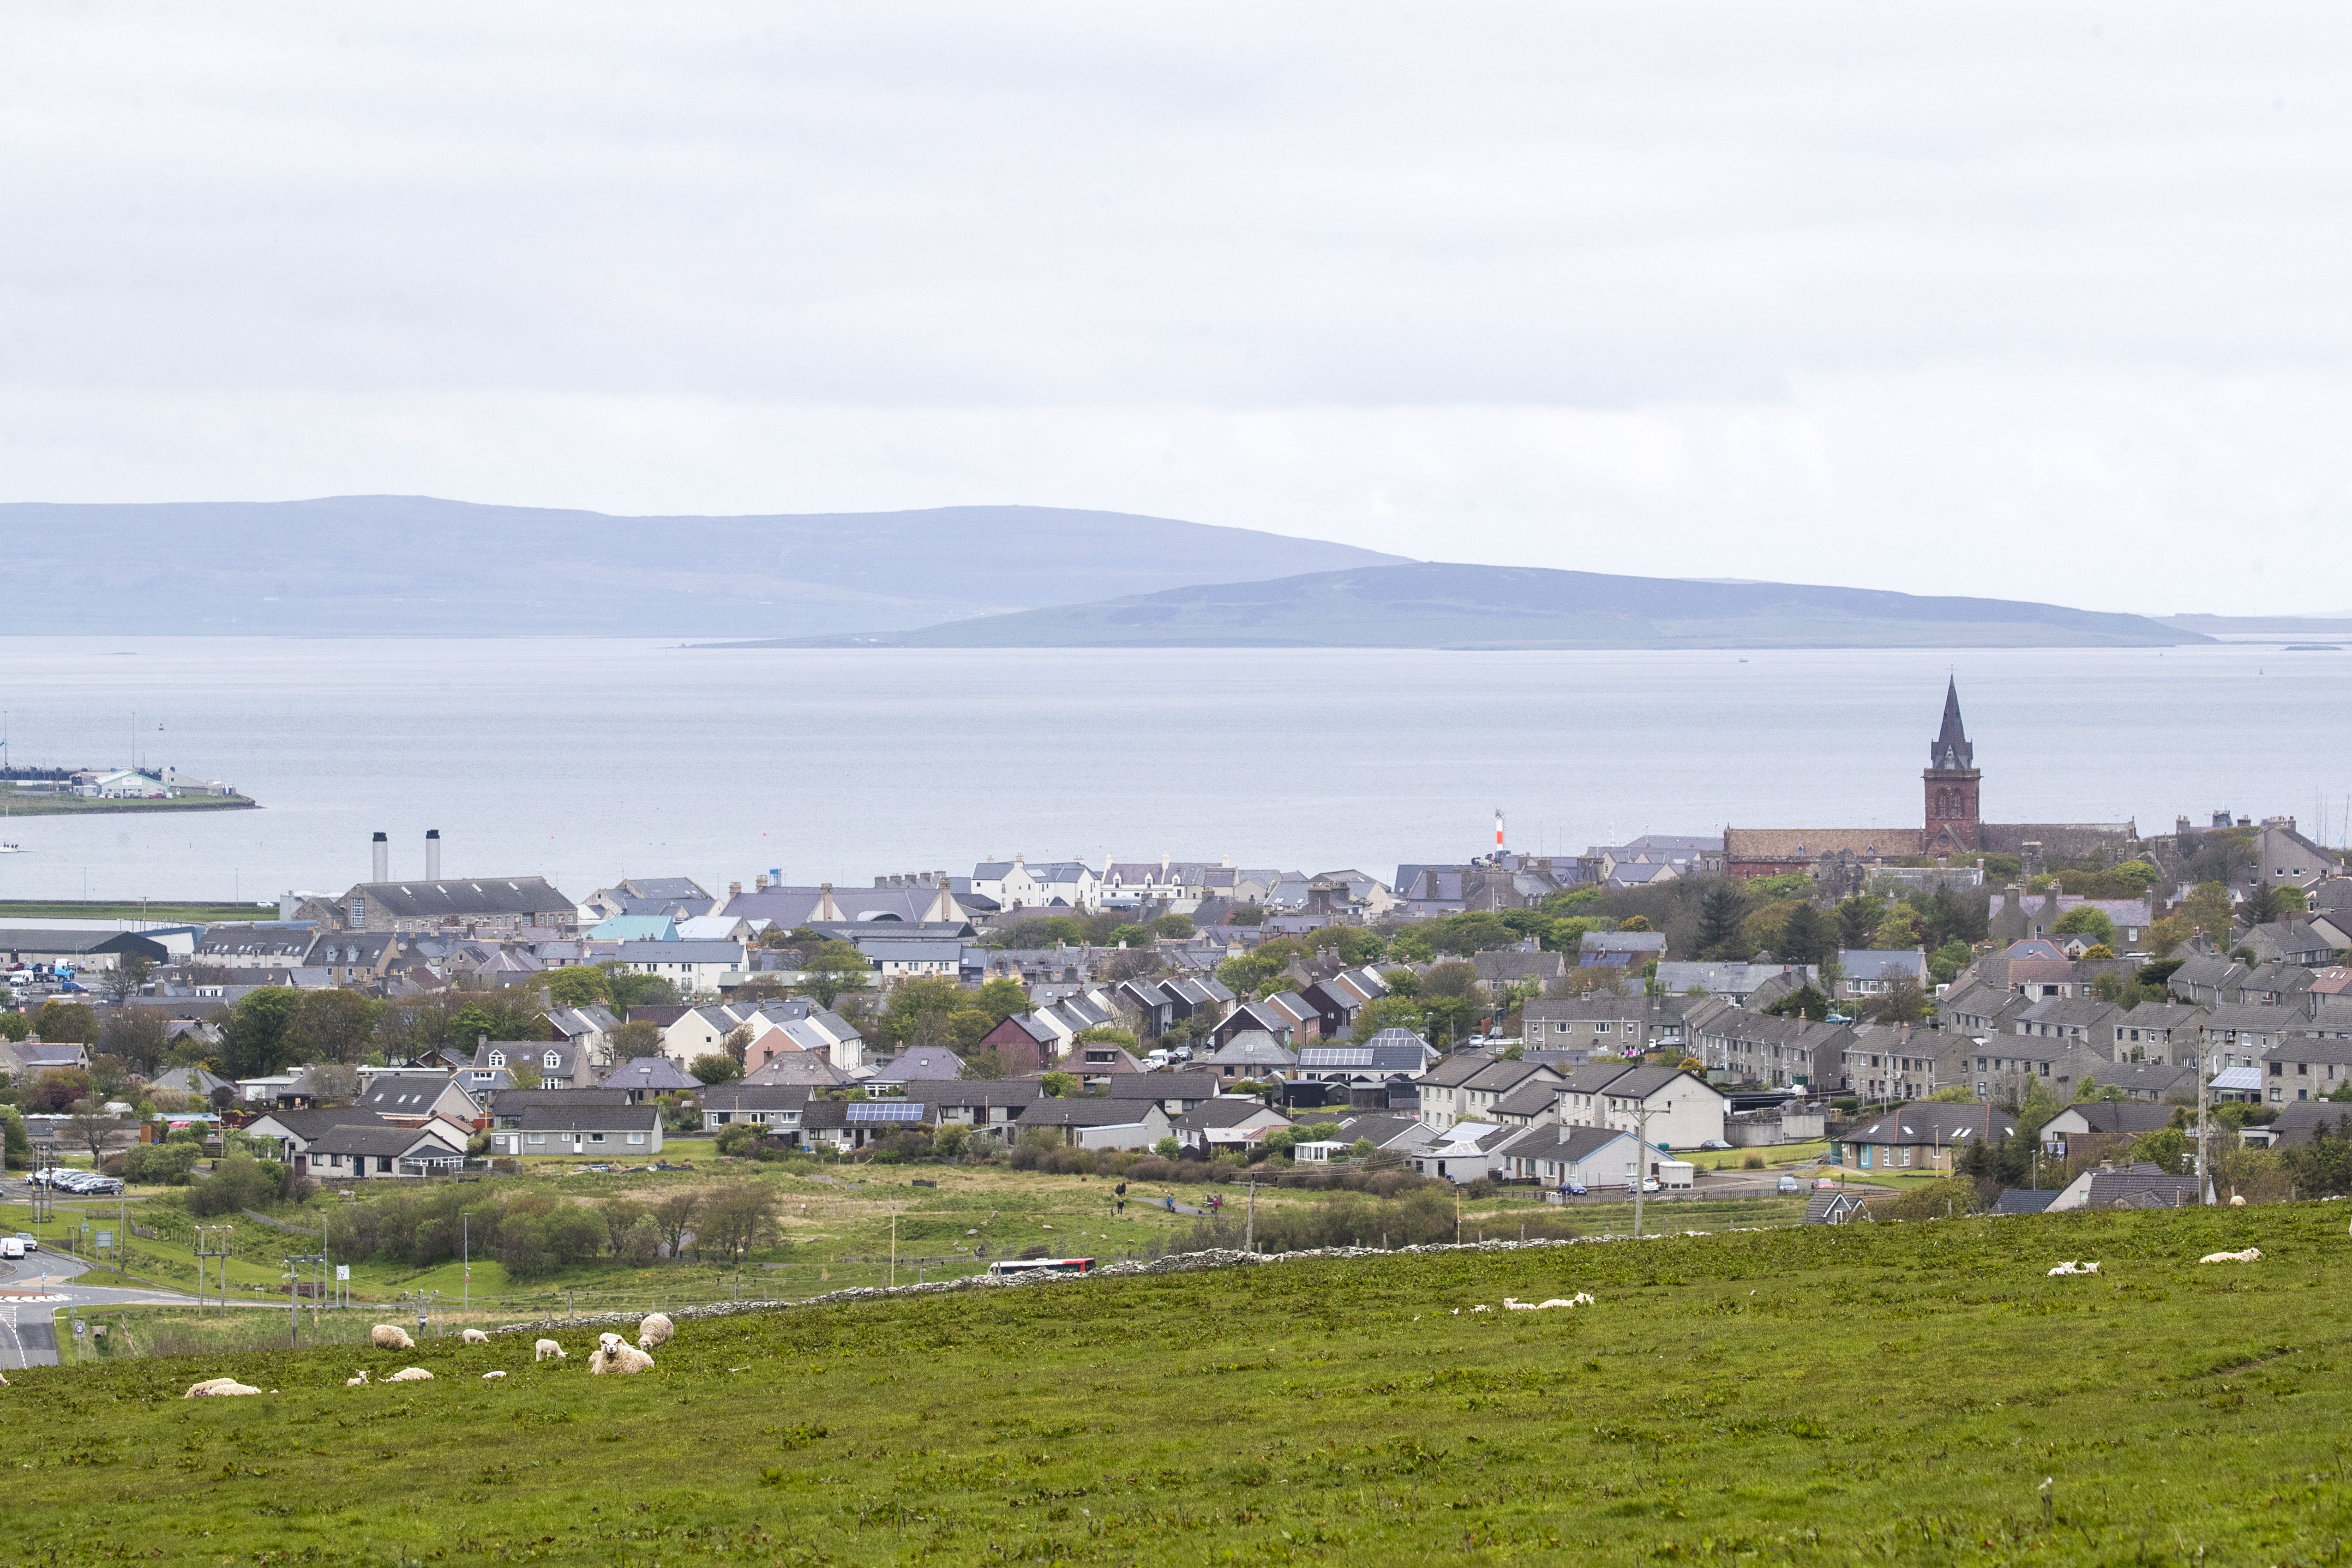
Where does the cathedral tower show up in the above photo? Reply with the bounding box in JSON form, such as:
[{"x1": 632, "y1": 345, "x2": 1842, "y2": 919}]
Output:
[{"x1": 1923, "y1": 677, "x2": 1981, "y2": 851}]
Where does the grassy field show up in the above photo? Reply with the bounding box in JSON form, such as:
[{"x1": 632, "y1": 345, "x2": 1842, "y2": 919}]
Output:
[
  {"x1": 0, "y1": 897, "x2": 272, "y2": 921},
  {"x1": 8, "y1": 1199, "x2": 2351, "y2": 1564}
]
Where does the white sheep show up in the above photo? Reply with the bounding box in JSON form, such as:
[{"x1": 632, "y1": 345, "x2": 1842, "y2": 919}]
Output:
[
  {"x1": 344, "y1": 1370, "x2": 372, "y2": 1387},
  {"x1": 384, "y1": 1366, "x2": 434, "y2": 1382},
  {"x1": 1504, "y1": 1293, "x2": 1594, "y2": 1310},
  {"x1": 636, "y1": 1312, "x2": 674, "y2": 1352},
  {"x1": 2200, "y1": 1247, "x2": 2262, "y2": 1264},
  {"x1": 534, "y1": 1339, "x2": 566, "y2": 1362},
  {"x1": 183, "y1": 1377, "x2": 261, "y2": 1398},
  {"x1": 482, "y1": 1371, "x2": 507, "y2": 1381},
  {"x1": 371, "y1": 1324, "x2": 416, "y2": 1351},
  {"x1": 461, "y1": 1328, "x2": 490, "y2": 1345},
  {"x1": 591, "y1": 1332, "x2": 654, "y2": 1376},
  {"x1": 2046, "y1": 1261, "x2": 2101, "y2": 1276}
]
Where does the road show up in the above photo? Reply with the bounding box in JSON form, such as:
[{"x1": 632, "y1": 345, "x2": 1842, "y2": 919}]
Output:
[{"x1": 0, "y1": 1248, "x2": 223, "y2": 1370}]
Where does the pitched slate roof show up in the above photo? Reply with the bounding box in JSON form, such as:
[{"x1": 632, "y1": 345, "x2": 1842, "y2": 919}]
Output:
[
  {"x1": 344, "y1": 877, "x2": 577, "y2": 919},
  {"x1": 1843, "y1": 1102, "x2": 2017, "y2": 1146}
]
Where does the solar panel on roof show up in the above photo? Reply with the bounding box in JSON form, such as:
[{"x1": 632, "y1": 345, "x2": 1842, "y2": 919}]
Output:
[
  {"x1": 1300, "y1": 1047, "x2": 1374, "y2": 1067},
  {"x1": 846, "y1": 1101, "x2": 924, "y2": 1123}
]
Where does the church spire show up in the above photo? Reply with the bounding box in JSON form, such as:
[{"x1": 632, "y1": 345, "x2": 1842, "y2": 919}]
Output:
[{"x1": 1930, "y1": 677, "x2": 1973, "y2": 772}]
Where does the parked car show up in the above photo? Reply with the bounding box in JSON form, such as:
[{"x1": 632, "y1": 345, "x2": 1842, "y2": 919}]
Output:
[
  {"x1": 1813, "y1": 1178, "x2": 1839, "y2": 1190},
  {"x1": 1640, "y1": 1178, "x2": 1661, "y2": 1194},
  {"x1": 1558, "y1": 1181, "x2": 1588, "y2": 1196},
  {"x1": 1777, "y1": 1175, "x2": 1803, "y2": 1194},
  {"x1": 1698, "y1": 1139, "x2": 1731, "y2": 1150}
]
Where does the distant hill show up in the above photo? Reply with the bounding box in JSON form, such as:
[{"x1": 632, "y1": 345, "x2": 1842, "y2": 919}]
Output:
[
  {"x1": 756, "y1": 563, "x2": 2206, "y2": 649},
  {"x1": 0, "y1": 496, "x2": 1405, "y2": 637}
]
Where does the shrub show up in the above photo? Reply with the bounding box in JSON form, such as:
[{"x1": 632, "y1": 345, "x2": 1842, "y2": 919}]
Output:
[
  {"x1": 186, "y1": 1154, "x2": 290, "y2": 1215},
  {"x1": 123, "y1": 1140, "x2": 202, "y2": 1186},
  {"x1": 714, "y1": 1122, "x2": 766, "y2": 1157},
  {"x1": 1741, "y1": 1151, "x2": 1767, "y2": 1171}
]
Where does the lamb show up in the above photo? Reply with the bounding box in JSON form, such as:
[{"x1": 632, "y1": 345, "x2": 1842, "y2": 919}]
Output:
[
  {"x1": 2200, "y1": 1247, "x2": 2262, "y2": 1264},
  {"x1": 461, "y1": 1328, "x2": 490, "y2": 1345},
  {"x1": 591, "y1": 1332, "x2": 654, "y2": 1376},
  {"x1": 384, "y1": 1366, "x2": 434, "y2": 1382},
  {"x1": 482, "y1": 1371, "x2": 507, "y2": 1381},
  {"x1": 371, "y1": 1324, "x2": 416, "y2": 1351},
  {"x1": 534, "y1": 1339, "x2": 566, "y2": 1362},
  {"x1": 344, "y1": 1370, "x2": 372, "y2": 1387},
  {"x1": 183, "y1": 1377, "x2": 261, "y2": 1398},
  {"x1": 636, "y1": 1312, "x2": 674, "y2": 1352},
  {"x1": 2046, "y1": 1261, "x2": 2101, "y2": 1276}
]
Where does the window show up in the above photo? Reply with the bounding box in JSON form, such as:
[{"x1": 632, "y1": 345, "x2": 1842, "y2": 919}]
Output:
[
  {"x1": 590, "y1": 1133, "x2": 606, "y2": 1143},
  {"x1": 527, "y1": 1134, "x2": 545, "y2": 1145},
  {"x1": 488, "y1": 1051, "x2": 506, "y2": 1069}
]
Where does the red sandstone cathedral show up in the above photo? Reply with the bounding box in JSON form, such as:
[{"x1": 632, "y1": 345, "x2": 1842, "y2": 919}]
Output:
[{"x1": 1722, "y1": 679, "x2": 2136, "y2": 880}]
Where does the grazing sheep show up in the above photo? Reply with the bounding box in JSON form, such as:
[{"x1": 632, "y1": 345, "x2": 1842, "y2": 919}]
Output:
[
  {"x1": 461, "y1": 1328, "x2": 490, "y2": 1345},
  {"x1": 344, "y1": 1370, "x2": 372, "y2": 1387},
  {"x1": 534, "y1": 1339, "x2": 565, "y2": 1362},
  {"x1": 2230, "y1": 1195, "x2": 2247, "y2": 1207},
  {"x1": 183, "y1": 1377, "x2": 261, "y2": 1398},
  {"x1": 590, "y1": 1332, "x2": 654, "y2": 1376},
  {"x1": 482, "y1": 1371, "x2": 507, "y2": 1381},
  {"x1": 371, "y1": 1324, "x2": 416, "y2": 1351},
  {"x1": 636, "y1": 1313, "x2": 674, "y2": 1352},
  {"x1": 2046, "y1": 1261, "x2": 2101, "y2": 1276},
  {"x1": 0, "y1": 1371, "x2": 9, "y2": 1387},
  {"x1": 2200, "y1": 1247, "x2": 2262, "y2": 1264},
  {"x1": 384, "y1": 1367, "x2": 434, "y2": 1382}
]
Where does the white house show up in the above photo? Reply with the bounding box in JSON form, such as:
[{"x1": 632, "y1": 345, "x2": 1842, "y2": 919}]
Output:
[
  {"x1": 1551, "y1": 1065, "x2": 1726, "y2": 1152},
  {"x1": 1495, "y1": 1123, "x2": 1641, "y2": 1190},
  {"x1": 612, "y1": 940, "x2": 744, "y2": 996},
  {"x1": 969, "y1": 854, "x2": 1101, "y2": 913},
  {"x1": 1409, "y1": 1121, "x2": 1513, "y2": 1184}
]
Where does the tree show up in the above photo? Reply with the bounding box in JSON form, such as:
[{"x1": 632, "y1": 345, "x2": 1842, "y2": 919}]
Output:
[
  {"x1": 2182, "y1": 883, "x2": 2236, "y2": 941},
  {"x1": 96, "y1": 1005, "x2": 169, "y2": 1074},
  {"x1": 1927, "y1": 1085, "x2": 1974, "y2": 1103},
  {"x1": 2249, "y1": 882, "x2": 2305, "y2": 924},
  {"x1": 0, "y1": 1010, "x2": 27, "y2": 1042},
  {"x1": 723, "y1": 1024, "x2": 756, "y2": 1069},
  {"x1": 2143, "y1": 913, "x2": 2196, "y2": 956},
  {"x1": 1763, "y1": 984, "x2": 1831, "y2": 1021},
  {"x1": 646, "y1": 1191, "x2": 700, "y2": 1259},
  {"x1": 1, "y1": 1107, "x2": 32, "y2": 1170},
  {"x1": 611, "y1": 1020, "x2": 666, "y2": 1060},
  {"x1": 64, "y1": 1101, "x2": 115, "y2": 1162},
  {"x1": 101, "y1": 955, "x2": 154, "y2": 1004},
  {"x1": 599, "y1": 967, "x2": 680, "y2": 1009},
  {"x1": 2051, "y1": 906, "x2": 2115, "y2": 946},
  {"x1": 1778, "y1": 904, "x2": 1836, "y2": 968},
  {"x1": 689, "y1": 1053, "x2": 741, "y2": 1085},
  {"x1": 540, "y1": 966, "x2": 612, "y2": 1007},
  {"x1": 1350, "y1": 994, "x2": 1427, "y2": 1043},
  {"x1": 302, "y1": 1061, "x2": 360, "y2": 1103},
  {"x1": 696, "y1": 1184, "x2": 779, "y2": 1262},
  {"x1": 33, "y1": 1000, "x2": 96, "y2": 1043},
  {"x1": 1834, "y1": 895, "x2": 1884, "y2": 951},
  {"x1": 24, "y1": 1068, "x2": 90, "y2": 1114},
  {"x1": 879, "y1": 977, "x2": 971, "y2": 1048},
  {"x1": 944, "y1": 1008, "x2": 994, "y2": 1050},
  {"x1": 1692, "y1": 883, "x2": 1750, "y2": 959},
  {"x1": 288, "y1": 988, "x2": 379, "y2": 1064},
  {"x1": 1153, "y1": 913, "x2": 1195, "y2": 940},
  {"x1": 1615, "y1": 915, "x2": 1653, "y2": 934},
  {"x1": 1863, "y1": 976, "x2": 1929, "y2": 1024},
  {"x1": 1868, "y1": 908, "x2": 1921, "y2": 950},
  {"x1": 220, "y1": 987, "x2": 302, "y2": 1076},
  {"x1": 800, "y1": 943, "x2": 876, "y2": 1008},
  {"x1": 1039, "y1": 1071, "x2": 1077, "y2": 1098}
]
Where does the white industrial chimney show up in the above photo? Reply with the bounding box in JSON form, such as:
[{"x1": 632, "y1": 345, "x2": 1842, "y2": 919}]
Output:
[
  {"x1": 1494, "y1": 808, "x2": 1505, "y2": 855},
  {"x1": 371, "y1": 830, "x2": 388, "y2": 883},
  {"x1": 425, "y1": 828, "x2": 441, "y2": 880}
]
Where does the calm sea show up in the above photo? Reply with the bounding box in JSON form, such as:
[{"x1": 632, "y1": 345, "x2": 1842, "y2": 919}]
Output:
[{"x1": 0, "y1": 638, "x2": 2345, "y2": 909}]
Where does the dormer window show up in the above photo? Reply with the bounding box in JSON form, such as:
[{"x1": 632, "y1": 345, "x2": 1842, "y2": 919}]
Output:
[
  {"x1": 544, "y1": 1052, "x2": 562, "y2": 1070},
  {"x1": 488, "y1": 1051, "x2": 506, "y2": 1069}
]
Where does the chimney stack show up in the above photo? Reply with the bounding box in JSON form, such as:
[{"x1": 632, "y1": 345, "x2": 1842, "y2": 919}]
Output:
[
  {"x1": 372, "y1": 831, "x2": 388, "y2": 883},
  {"x1": 755, "y1": 872, "x2": 769, "y2": 891},
  {"x1": 425, "y1": 828, "x2": 441, "y2": 880}
]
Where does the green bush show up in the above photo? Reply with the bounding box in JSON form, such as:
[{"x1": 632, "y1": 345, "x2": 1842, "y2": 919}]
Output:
[
  {"x1": 122, "y1": 1140, "x2": 201, "y2": 1186},
  {"x1": 186, "y1": 1154, "x2": 289, "y2": 1215}
]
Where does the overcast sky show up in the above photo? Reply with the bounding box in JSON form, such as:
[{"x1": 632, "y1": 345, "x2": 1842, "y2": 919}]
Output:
[{"x1": 5, "y1": 3, "x2": 2347, "y2": 614}]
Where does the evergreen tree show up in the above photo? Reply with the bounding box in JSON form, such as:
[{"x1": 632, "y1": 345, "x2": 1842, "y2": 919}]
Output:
[
  {"x1": 1778, "y1": 903, "x2": 1835, "y2": 967},
  {"x1": 1694, "y1": 883, "x2": 1748, "y2": 960},
  {"x1": 1835, "y1": 896, "x2": 1884, "y2": 950}
]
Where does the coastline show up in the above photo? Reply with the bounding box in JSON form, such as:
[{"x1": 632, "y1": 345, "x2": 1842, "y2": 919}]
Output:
[{"x1": 2, "y1": 794, "x2": 258, "y2": 818}]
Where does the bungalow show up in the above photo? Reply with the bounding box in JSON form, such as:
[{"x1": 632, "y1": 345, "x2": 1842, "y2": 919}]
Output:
[
  {"x1": 1102, "y1": 1073, "x2": 1226, "y2": 1119},
  {"x1": 1408, "y1": 1121, "x2": 1514, "y2": 1184},
  {"x1": 1836, "y1": 1102, "x2": 2017, "y2": 1174},
  {"x1": 1651, "y1": 961, "x2": 1818, "y2": 1004},
  {"x1": 1014, "y1": 1098, "x2": 1172, "y2": 1151},
  {"x1": 244, "y1": 1108, "x2": 390, "y2": 1166},
  {"x1": 303, "y1": 1123, "x2": 465, "y2": 1181},
  {"x1": 1495, "y1": 1124, "x2": 1640, "y2": 1192},
  {"x1": 358, "y1": 1069, "x2": 484, "y2": 1129},
  {"x1": 1173, "y1": 1096, "x2": 1291, "y2": 1152},
  {"x1": 698, "y1": 1082, "x2": 813, "y2": 1133},
  {"x1": 486, "y1": 1087, "x2": 631, "y2": 1128},
  {"x1": 866, "y1": 1046, "x2": 967, "y2": 1090},
  {"x1": 1292, "y1": 1032, "x2": 1435, "y2": 1085},
  {"x1": 486, "y1": 1105, "x2": 664, "y2": 1159},
  {"x1": 799, "y1": 1098, "x2": 937, "y2": 1153},
  {"x1": 926, "y1": 1079, "x2": 1047, "y2": 1138},
  {"x1": 2042, "y1": 1162, "x2": 2201, "y2": 1212}
]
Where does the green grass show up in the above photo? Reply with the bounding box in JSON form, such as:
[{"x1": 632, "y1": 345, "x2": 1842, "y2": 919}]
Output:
[
  {"x1": 0, "y1": 897, "x2": 270, "y2": 920},
  {"x1": 0, "y1": 793, "x2": 255, "y2": 817},
  {"x1": 10, "y1": 1200, "x2": 2352, "y2": 1563}
]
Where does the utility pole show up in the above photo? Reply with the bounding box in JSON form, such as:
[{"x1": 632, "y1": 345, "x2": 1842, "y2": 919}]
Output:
[
  {"x1": 1633, "y1": 1100, "x2": 1654, "y2": 1240},
  {"x1": 2196, "y1": 1043, "x2": 2214, "y2": 1205},
  {"x1": 1245, "y1": 1182, "x2": 1258, "y2": 1253},
  {"x1": 462, "y1": 1212, "x2": 470, "y2": 1315},
  {"x1": 889, "y1": 1207, "x2": 898, "y2": 1288}
]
